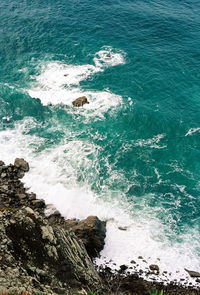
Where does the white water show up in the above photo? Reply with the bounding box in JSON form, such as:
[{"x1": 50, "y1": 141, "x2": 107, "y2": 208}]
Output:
[{"x1": 28, "y1": 47, "x2": 125, "y2": 120}]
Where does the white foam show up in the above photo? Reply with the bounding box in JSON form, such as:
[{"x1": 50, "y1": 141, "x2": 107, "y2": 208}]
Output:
[
  {"x1": 185, "y1": 127, "x2": 200, "y2": 136},
  {"x1": 0, "y1": 118, "x2": 199, "y2": 287},
  {"x1": 27, "y1": 47, "x2": 125, "y2": 119},
  {"x1": 94, "y1": 47, "x2": 125, "y2": 68},
  {"x1": 134, "y1": 134, "x2": 167, "y2": 149},
  {"x1": 29, "y1": 87, "x2": 122, "y2": 120}
]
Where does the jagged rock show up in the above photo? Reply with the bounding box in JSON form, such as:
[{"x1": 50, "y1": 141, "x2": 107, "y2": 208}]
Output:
[
  {"x1": 14, "y1": 158, "x2": 29, "y2": 172},
  {"x1": 0, "y1": 207, "x2": 102, "y2": 294},
  {"x1": 185, "y1": 269, "x2": 200, "y2": 278},
  {"x1": 0, "y1": 161, "x2": 45, "y2": 214},
  {"x1": 64, "y1": 216, "x2": 106, "y2": 258},
  {"x1": 72, "y1": 96, "x2": 89, "y2": 107}
]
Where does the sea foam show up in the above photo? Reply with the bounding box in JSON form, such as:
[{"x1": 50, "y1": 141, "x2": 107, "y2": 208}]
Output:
[{"x1": 28, "y1": 47, "x2": 125, "y2": 119}]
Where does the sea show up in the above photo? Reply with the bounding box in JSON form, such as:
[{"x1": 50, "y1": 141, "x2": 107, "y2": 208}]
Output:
[{"x1": 0, "y1": 0, "x2": 200, "y2": 286}]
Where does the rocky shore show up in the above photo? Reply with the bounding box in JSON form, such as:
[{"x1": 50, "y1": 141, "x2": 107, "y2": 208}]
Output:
[{"x1": 0, "y1": 159, "x2": 199, "y2": 295}]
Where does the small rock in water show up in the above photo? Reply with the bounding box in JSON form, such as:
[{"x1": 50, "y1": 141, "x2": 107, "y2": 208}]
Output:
[
  {"x1": 196, "y1": 278, "x2": 200, "y2": 283},
  {"x1": 72, "y1": 96, "x2": 89, "y2": 107},
  {"x1": 106, "y1": 53, "x2": 111, "y2": 58},
  {"x1": 149, "y1": 264, "x2": 159, "y2": 273},
  {"x1": 138, "y1": 256, "x2": 143, "y2": 259},
  {"x1": 130, "y1": 260, "x2": 136, "y2": 264},
  {"x1": 64, "y1": 74, "x2": 68, "y2": 77},
  {"x1": 118, "y1": 226, "x2": 127, "y2": 231},
  {"x1": 185, "y1": 268, "x2": 200, "y2": 278}
]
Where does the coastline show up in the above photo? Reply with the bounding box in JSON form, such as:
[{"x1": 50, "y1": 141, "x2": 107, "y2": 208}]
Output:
[{"x1": 0, "y1": 158, "x2": 199, "y2": 295}]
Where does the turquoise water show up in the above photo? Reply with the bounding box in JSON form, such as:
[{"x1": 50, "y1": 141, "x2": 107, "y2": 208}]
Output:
[{"x1": 0, "y1": 0, "x2": 200, "y2": 284}]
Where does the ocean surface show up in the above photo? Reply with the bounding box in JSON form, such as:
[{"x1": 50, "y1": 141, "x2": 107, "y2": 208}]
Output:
[{"x1": 0, "y1": 0, "x2": 200, "y2": 286}]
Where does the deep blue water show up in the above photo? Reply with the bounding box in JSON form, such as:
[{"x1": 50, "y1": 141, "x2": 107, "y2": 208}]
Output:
[{"x1": 0, "y1": 0, "x2": 200, "y2": 282}]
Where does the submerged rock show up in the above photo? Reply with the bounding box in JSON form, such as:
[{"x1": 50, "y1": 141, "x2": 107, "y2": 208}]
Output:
[{"x1": 72, "y1": 96, "x2": 89, "y2": 107}]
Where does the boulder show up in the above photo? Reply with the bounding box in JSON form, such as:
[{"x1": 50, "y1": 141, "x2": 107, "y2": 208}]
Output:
[
  {"x1": 64, "y1": 216, "x2": 106, "y2": 258},
  {"x1": 72, "y1": 96, "x2": 89, "y2": 107},
  {"x1": 14, "y1": 158, "x2": 29, "y2": 172}
]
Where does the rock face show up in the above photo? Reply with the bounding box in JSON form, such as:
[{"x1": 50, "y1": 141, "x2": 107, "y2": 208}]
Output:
[
  {"x1": 0, "y1": 159, "x2": 106, "y2": 293},
  {"x1": 64, "y1": 216, "x2": 106, "y2": 258},
  {"x1": 0, "y1": 207, "x2": 102, "y2": 294},
  {"x1": 72, "y1": 96, "x2": 89, "y2": 107}
]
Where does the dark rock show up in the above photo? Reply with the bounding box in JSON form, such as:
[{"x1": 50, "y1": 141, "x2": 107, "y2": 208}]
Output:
[
  {"x1": 106, "y1": 53, "x2": 111, "y2": 58},
  {"x1": 29, "y1": 193, "x2": 36, "y2": 200},
  {"x1": 138, "y1": 256, "x2": 143, "y2": 259},
  {"x1": 64, "y1": 74, "x2": 68, "y2": 77},
  {"x1": 31, "y1": 199, "x2": 46, "y2": 208},
  {"x1": 72, "y1": 96, "x2": 89, "y2": 107},
  {"x1": 118, "y1": 226, "x2": 127, "y2": 231},
  {"x1": 130, "y1": 260, "x2": 136, "y2": 264},
  {"x1": 64, "y1": 216, "x2": 106, "y2": 258},
  {"x1": 149, "y1": 264, "x2": 159, "y2": 273},
  {"x1": 104, "y1": 266, "x2": 112, "y2": 273},
  {"x1": 0, "y1": 160, "x2": 5, "y2": 166},
  {"x1": 196, "y1": 278, "x2": 200, "y2": 283},
  {"x1": 0, "y1": 207, "x2": 102, "y2": 294},
  {"x1": 119, "y1": 265, "x2": 128, "y2": 273},
  {"x1": 185, "y1": 269, "x2": 200, "y2": 277},
  {"x1": 53, "y1": 210, "x2": 61, "y2": 217},
  {"x1": 17, "y1": 193, "x2": 27, "y2": 200},
  {"x1": 14, "y1": 158, "x2": 29, "y2": 172}
]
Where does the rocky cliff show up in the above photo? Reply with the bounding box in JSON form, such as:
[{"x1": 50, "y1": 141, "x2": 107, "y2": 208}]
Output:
[{"x1": 0, "y1": 159, "x2": 104, "y2": 294}]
